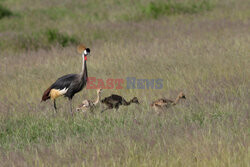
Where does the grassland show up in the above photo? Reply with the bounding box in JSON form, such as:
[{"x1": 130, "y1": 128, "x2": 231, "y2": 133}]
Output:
[{"x1": 0, "y1": 0, "x2": 249, "y2": 166}]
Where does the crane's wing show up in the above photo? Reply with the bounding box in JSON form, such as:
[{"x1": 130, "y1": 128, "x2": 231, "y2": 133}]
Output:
[
  {"x1": 50, "y1": 74, "x2": 78, "y2": 90},
  {"x1": 41, "y1": 74, "x2": 78, "y2": 101}
]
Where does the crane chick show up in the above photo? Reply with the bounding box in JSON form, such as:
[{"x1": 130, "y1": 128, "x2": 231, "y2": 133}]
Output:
[
  {"x1": 151, "y1": 92, "x2": 186, "y2": 112},
  {"x1": 101, "y1": 94, "x2": 139, "y2": 113},
  {"x1": 76, "y1": 88, "x2": 102, "y2": 112}
]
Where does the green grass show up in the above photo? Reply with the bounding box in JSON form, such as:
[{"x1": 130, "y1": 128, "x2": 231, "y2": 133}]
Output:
[
  {"x1": 0, "y1": 0, "x2": 249, "y2": 166},
  {"x1": 0, "y1": 4, "x2": 12, "y2": 19},
  {"x1": 8, "y1": 29, "x2": 79, "y2": 51},
  {"x1": 0, "y1": 0, "x2": 217, "y2": 51},
  {"x1": 141, "y1": 0, "x2": 215, "y2": 19},
  {"x1": 46, "y1": 29, "x2": 78, "y2": 47}
]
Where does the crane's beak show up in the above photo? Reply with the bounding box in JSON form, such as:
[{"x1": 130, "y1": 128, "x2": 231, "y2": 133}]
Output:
[{"x1": 85, "y1": 52, "x2": 90, "y2": 57}]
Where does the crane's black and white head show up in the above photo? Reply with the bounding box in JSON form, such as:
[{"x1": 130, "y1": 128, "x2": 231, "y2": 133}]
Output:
[
  {"x1": 84, "y1": 48, "x2": 90, "y2": 56},
  {"x1": 77, "y1": 44, "x2": 91, "y2": 59}
]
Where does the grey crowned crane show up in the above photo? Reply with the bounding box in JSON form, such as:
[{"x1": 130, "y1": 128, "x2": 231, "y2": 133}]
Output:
[
  {"x1": 150, "y1": 92, "x2": 186, "y2": 112},
  {"x1": 41, "y1": 44, "x2": 90, "y2": 115}
]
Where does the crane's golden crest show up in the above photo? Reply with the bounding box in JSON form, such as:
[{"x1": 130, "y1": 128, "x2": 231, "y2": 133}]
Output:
[{"x1": 77, "y1": 44, "x2": 86, "y2": 54}]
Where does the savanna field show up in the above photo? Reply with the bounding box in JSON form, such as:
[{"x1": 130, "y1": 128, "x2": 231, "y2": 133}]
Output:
[{"x1": 0, "y1": 0, "x2": 249, "y2": 166}]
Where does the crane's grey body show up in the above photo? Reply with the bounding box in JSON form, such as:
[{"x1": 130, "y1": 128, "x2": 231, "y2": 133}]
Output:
[{"x1": 51, "y1": 61, "x2": 88, "y2": 99}]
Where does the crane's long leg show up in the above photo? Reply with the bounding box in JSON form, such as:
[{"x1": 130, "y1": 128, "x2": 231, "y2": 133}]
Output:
[
  {"x1": 53, "y1": 100, "x2": 57, "y2": 112},
  {"x1": 69, "y1": 99, "x2": 73, "y2": 116}
]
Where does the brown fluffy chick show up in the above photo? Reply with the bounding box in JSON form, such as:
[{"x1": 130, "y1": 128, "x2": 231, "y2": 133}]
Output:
[
  {"x1": 101, "y1": 94, "x2": 139, "y2": 113},
  {"x1": 151, "y1": 92, "x2": 186, "y2": 111}
]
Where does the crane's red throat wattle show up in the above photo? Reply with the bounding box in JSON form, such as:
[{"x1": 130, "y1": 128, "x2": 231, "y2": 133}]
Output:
[{"x1": 84, "y1": 56, "x2": 87, "y2": 61}]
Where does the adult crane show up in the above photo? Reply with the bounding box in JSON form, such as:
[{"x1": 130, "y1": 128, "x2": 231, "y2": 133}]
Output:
[{"x1": 41, "y1": 44, "x2": 90, "y2": 115}]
